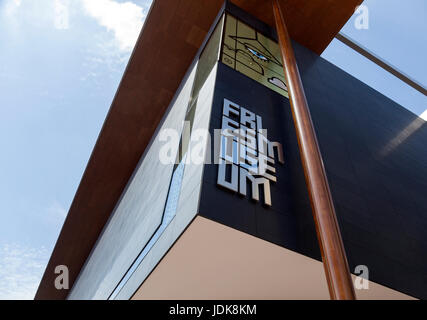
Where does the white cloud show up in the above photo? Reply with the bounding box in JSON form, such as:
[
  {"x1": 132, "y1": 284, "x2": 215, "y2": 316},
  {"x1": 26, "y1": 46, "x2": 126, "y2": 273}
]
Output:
[
  {"x1": 420, "y1": 109, "x2": 427, "y2": 121},
  {"x1": 54, "y1": 0, "x2": 70, "y2": 30},
  {"x1": 0, "y1": 201, "x2": 66, "y2": 300},
  {"x1": 0, "y1": 243, "x2": 49, "y2": 300},
  {"x1": 82, "y1": 0, "x2": 147, "y2": 52},
  {"x1": 4, "y1": 0, "x2": 22, "y2": 15},
  {"x1": 46, "y1": 201, "x2": 67, "y2": 228}
]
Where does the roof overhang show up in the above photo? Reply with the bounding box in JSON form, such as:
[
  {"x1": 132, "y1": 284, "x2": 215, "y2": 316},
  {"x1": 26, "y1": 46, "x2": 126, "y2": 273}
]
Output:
[{"x1": 35, "y1": 0, "x2": 363, "y2": 300}]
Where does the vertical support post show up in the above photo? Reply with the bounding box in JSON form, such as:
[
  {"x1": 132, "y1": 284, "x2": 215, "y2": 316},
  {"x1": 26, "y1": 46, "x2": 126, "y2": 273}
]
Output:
[{"x1": 272, "y1": 0, "x2": 356, "y2": 300}]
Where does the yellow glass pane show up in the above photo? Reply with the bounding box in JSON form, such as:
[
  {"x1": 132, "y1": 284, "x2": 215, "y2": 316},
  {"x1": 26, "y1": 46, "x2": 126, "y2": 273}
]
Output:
[
  {"x1": 223, "y1": 15, "x2": 237, "y2": 58},
  {"x1": 222, "y1": 53, "x2": 236, "y2": 69},
  {"x1": 221, "y1": 14, "x2": 289, "y2": 98}
]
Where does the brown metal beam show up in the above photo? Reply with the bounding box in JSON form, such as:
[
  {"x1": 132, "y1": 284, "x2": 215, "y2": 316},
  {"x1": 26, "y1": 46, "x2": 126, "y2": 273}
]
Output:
[
  {"x1": 335, "y1": 33, "x2": 427, "y2": 97},
  {"x1": 272, "y1": 0, "x2": 356, "y2": 300}
]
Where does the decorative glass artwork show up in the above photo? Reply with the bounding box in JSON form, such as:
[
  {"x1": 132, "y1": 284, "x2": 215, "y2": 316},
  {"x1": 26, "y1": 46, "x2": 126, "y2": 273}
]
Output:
[{"x1": 221, "y1": 14, "x2": 289, "y2": 98}]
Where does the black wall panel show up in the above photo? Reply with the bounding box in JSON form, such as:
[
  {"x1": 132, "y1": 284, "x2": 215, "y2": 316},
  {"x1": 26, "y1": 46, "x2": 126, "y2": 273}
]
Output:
[
  {"x1": 201, "y1": 63, "x2": 315, "y2": 256},
  {"x1": 198, "y1": 6, "x2": 427, "y2": 299}
]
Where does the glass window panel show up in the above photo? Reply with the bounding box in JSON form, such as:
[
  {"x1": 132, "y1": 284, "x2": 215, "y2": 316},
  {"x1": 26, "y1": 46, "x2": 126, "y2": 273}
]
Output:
[
  {"x1": 221, "y1": 14, "x2": 289, "y2": 98},
  {"x1": 191, "y1": 15, "x2": 224, "y2": 104}
]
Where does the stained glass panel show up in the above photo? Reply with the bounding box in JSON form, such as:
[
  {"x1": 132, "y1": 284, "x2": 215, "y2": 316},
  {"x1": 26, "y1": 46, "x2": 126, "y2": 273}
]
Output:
[{"x1": 221, "y1": 14, "x2": 289, "y2": 98}]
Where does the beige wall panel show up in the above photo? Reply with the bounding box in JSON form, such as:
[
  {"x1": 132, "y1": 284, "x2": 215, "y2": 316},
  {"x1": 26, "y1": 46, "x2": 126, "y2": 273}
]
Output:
[{"x1": 132, "y1": 216, "x2": 415, "y2": 300}]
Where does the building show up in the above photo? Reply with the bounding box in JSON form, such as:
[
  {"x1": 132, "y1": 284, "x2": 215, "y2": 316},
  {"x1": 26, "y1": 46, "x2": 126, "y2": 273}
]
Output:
[{"x1": 36, "y1": 0, "x2": 427, "y2": 300}]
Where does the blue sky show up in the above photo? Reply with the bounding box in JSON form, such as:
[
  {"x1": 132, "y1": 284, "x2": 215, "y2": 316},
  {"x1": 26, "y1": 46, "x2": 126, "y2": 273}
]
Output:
[
  {"x1": 322, "y1": 0, "x2": 427, "y2": 118},
  {"x1": 0, "y1": 0, "x2": 151, "y2": 299},
  {"x1": 0, "y1": 0, "x2": 425, "y2": 299}
]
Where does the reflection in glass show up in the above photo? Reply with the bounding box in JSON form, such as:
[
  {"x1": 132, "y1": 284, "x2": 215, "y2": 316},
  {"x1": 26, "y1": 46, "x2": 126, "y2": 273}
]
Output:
[{"x1": 109, "y1": 154, "x2": 187, "y2": 299}]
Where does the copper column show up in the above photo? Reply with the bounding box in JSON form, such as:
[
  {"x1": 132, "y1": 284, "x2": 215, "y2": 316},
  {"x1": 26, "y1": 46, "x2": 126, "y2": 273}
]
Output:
[{"x1": 272, "y1": 0, "x2": 356, "y2": 300}]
